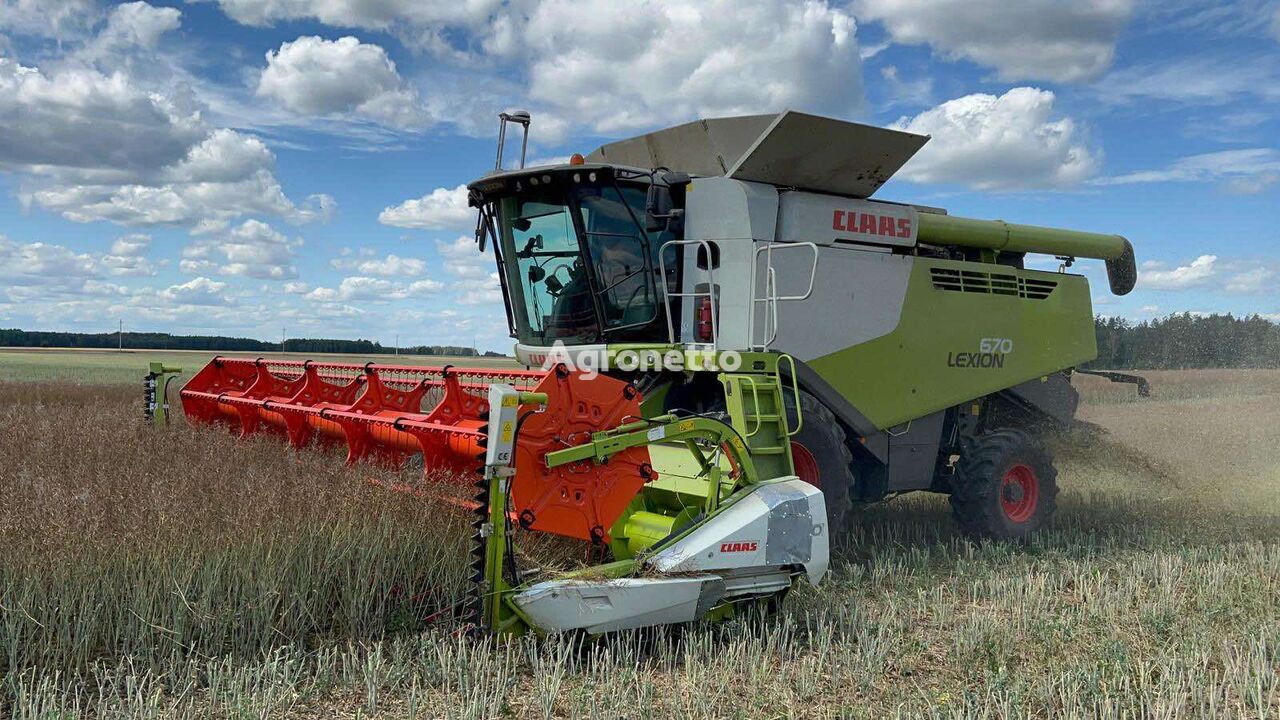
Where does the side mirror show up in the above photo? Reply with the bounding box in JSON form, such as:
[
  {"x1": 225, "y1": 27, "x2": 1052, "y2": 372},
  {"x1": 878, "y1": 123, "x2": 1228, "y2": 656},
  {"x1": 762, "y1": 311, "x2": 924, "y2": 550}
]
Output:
[
  {"x1": 646, "y1": 171, "x2": 691, "y2": 233},
  {"x1": 645, "y1": 184, "x2": 673, "y2": 233}
]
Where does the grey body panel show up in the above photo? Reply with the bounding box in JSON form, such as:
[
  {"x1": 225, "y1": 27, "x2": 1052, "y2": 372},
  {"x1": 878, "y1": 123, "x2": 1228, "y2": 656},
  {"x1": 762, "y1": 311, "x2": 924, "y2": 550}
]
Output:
[
  {"x1": 588, "y1": 111, "x2": 928, "y2": 199},
  {"x1": 777, "y1": 191, "x2": 919, "y2": 247},
  {"x1": 1002, "y1": 372, "x2": 1080, "y2": 427},
  {"x1": 886, "y1": 411, "x2": 947, "y2": 492},
  {"x1": 726, "y1": 112, "x2": 929, "y2": 199},
  {"x1": 684, "y1": 177, "x2": 780, "y2": 242},
  {"x1": 679, "y1": 177, "x2": 778, "y2": 348},
  {"x1": 587, "y1": 114, "x2": 777, "y2": 176},
  {"x1": 514, "y1": 576, "x2": 721, "y2": 633},
  {"x1": 761, "y1": 484, "x2": 814, "y2": 565},
  {"x1": 752, "y1": 243, "x2": 912, "y2": 358}
]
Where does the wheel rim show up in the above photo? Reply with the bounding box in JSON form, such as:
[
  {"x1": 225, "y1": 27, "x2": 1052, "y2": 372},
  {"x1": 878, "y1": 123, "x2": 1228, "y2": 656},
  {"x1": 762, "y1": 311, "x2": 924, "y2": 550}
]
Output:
[
  {"x1": 790, "y1": 441, "x2": 820, "y2": 488},
  {"x1": 1001, "y1": 464, "x2": 1039, "y2": 523}
]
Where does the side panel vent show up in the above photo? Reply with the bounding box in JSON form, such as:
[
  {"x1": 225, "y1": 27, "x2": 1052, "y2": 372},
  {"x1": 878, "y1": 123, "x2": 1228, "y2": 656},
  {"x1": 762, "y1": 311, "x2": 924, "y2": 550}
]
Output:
[{"x1": 930, "y1": 267, "x2": 1058, "y2": 300}]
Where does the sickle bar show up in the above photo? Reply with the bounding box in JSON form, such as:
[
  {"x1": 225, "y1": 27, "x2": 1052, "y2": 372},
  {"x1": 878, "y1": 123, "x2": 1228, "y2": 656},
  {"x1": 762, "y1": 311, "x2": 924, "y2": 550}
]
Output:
[{"x1": 179, "y1": 357, "x2": 651, "y2": 543}]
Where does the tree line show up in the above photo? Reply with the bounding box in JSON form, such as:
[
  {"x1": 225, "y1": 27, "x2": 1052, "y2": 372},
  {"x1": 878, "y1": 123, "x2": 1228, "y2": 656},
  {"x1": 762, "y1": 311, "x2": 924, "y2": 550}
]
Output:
[
  {"x1": 0, "y1": 329, "x2": 502, "y2": 357},
  {"x1": 1092, "y1": 313, "x2": 1280, "y2": 369},
  {"x1": 6, "y1": 314, "x2": 1278, "y2": 368}
]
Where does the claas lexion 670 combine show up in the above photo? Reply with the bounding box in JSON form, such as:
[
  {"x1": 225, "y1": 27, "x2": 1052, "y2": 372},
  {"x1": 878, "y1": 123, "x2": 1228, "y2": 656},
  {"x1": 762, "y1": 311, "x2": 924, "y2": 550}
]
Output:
[{"x1": 181, "y1": 111, "x2": 1141, "y2": 635}]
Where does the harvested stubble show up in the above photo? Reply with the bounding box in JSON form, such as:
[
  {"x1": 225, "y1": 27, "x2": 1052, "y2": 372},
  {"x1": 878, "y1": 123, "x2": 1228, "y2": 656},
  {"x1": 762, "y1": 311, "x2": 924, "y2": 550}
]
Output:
[{"x1": 1, "y1": 374, "x2": 1278, "y2": 718}]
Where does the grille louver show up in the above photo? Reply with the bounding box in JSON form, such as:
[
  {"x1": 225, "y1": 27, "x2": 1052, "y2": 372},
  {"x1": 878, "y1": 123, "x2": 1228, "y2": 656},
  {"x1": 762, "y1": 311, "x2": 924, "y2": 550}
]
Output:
[{"x1": 930, "y1": 267, "x2": 1057, "y2": 300}]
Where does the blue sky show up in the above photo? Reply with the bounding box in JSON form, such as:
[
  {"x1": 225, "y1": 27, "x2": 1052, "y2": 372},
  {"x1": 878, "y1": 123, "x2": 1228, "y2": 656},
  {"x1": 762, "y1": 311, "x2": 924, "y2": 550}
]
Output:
[{"x1": 0, "y1": 0, "x2": 1277, "y2": 352}]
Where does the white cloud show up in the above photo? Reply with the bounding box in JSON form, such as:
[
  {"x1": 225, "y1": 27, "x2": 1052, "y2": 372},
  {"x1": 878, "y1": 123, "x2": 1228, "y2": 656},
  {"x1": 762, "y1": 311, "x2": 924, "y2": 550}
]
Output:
[
  {"x1": 213, "y1": 1, "x2": 864, "y2": 138},
  {"x1": 0, "y1": 236, "x2": 97, "y2": 284},
  {"x1": 0, "y1": 233, "x2": 156, "y2": 298},
  {"x1": 183, "y1": 219, "x2": 302, "y2": 279},
  {"x1": 109, "y1": 234, "x2": 150, "y2": 257},
  {"x1": 854, "y1": 0, "x2": 1135, "y2": 83},
  {"x1": 257, "y1": 36, "x2": 424, "y2": 129},
  {"x1": 1143, "y1": 0, "x2": 1280, "y2": 40},
  {"x1": 0, "y1": 58, "x2": 204, "y2": 176},
  {"x1": 209, "y1": 0, "x2": 500, "y2": 35},
  {"x1": 433, "y1": 235, "x2": 501, "y2": 305},
  {"x1": 1225, "y1": 267, "x2": 1276, "y2": 294},
  {"x1": 1, "y1": 56, "x2": 334, "y2": 228},
  {"x1": 379, "y1": 184, "x2": 473, "y2": 230},
  {"x1": 101, "y1": 233, "x2": 157, "y2": 276},
  {"x1": 0, "y1": 0, "x2": 101, "y2": 40},
  {"x1": 455, "y1": 272, "x2": 503, "y2": 306},
  {"x1": 306, "y1": 276, "x2": 444, "y2": 302},
  {"x1": 1092, "y1": 149, "x2": 1280, "y2": 194},
  {"x1": 514, "y1": 0, "x2": 863, "y2": 135},
  {"x1": 436, "y1": 235, "x2": 491, "y2": 279},
  {"x1": 93, "y1": 1, "x2": 181, "y2": 51},
  {"x1": 1094, "y1": 56, "x2": 1280, "y2": 106},
  {"x1": 159, "y1": 277, "x2": 232, "y2": 306},
  {"x1": 1140, "y1": 255, "x2": 1217, "y2": 290},
  {"x1": 330, "y1": 252, "x2": 427, "y2": 277},
  {"x1": 891, "y1": 87, "x2": 1098, "y2": 189}
]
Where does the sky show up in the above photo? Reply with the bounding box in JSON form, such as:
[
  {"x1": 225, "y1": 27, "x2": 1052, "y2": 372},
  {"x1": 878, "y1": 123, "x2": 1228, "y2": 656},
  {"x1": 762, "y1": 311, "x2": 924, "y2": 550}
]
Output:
[{"x1": 0, "y1": 0, "x2": 1277, "y2": 352}]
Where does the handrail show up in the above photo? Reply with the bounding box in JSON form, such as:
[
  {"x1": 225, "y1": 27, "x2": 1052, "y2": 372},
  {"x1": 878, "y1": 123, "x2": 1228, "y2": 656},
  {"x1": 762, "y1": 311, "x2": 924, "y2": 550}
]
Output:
[
  {"x1": 777, "y1": 354, "x2": 803, "y2": 437},
  {"x1": 657, "y1": 239, "x2": 720, "y2": 349},
  {"x1": 737, "y1": 375, "x2": 765, "y2": 438},
  {"x1": 750, "y1": 242, "x2": 819, "y2": 350}
]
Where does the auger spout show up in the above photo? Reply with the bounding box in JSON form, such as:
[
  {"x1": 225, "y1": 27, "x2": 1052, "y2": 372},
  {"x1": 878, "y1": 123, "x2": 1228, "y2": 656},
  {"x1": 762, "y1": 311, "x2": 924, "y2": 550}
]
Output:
[{"x1": 916, "y1": 213, "x2": 1137, "y2": 295}]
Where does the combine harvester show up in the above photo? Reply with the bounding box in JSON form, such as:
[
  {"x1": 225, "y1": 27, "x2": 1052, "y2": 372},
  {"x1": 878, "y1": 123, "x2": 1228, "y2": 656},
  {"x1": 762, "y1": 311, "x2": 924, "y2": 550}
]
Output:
[{"x1": 182, "y1": 111, "x2": 1140, "y2": 635}]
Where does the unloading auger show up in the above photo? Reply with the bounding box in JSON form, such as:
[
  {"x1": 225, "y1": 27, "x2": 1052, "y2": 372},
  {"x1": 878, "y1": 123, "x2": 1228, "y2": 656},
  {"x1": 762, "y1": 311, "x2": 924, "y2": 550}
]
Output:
[{"x1": 182, "y1": 109, "x2": 1146, "y2": 635}]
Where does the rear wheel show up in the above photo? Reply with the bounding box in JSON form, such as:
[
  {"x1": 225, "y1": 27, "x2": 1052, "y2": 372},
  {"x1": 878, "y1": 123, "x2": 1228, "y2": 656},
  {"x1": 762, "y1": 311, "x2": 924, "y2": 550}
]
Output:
[
  {"x1": 788, "y1": 391, "x2": 855, "y2": 536},
  {"x1": 950, "y1": 428, "x2": 1057, "y2": 540}
]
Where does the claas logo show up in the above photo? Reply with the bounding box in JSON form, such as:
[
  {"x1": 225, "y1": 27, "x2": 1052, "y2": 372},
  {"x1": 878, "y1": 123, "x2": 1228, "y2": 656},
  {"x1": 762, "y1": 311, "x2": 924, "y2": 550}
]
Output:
[
  {"x1": 719, "y1": 541, "x2": 758, "y2": 553},
  {"x1": 832, "y1": 209, "x2": 912, "y2": 238}
]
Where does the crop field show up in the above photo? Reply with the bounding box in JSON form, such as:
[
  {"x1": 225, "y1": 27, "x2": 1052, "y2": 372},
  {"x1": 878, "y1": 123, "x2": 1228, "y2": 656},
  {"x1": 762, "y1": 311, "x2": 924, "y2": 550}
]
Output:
[{"x1": 1, "y1": 352, "x2": 1277, "y2": 718}]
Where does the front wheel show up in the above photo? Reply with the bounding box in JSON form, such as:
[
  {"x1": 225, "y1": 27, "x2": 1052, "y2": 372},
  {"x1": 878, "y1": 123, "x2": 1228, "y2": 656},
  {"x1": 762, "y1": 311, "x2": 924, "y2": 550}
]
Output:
[
  {"x1": 950, "y1": 428, "x2": 1058, "y2": 540},
  {"x1": 788, "y1": 391, "x2": 855, "y2": 536}
]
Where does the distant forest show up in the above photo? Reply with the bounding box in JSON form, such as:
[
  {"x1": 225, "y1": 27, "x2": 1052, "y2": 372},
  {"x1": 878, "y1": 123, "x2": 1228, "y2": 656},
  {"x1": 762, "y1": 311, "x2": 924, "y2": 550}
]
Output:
[
  {"x1": 0, "y1": 329, "x2": 505, "y2": 357},
  {"x1": 1092, "y1": 313, "x2": 1280, "y2": 369},
  {"x1": 4, "y1": 314, "x2": 1279, "y2": 368}
]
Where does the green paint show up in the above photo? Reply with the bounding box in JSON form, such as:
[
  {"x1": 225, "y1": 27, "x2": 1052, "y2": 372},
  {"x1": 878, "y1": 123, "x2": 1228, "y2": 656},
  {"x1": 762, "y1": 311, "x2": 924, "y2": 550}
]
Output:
[
  {"x1": 720, "y1": 372, "x2": 795, "y2": 482},
  {"x1": 808, "y1": 259, "x2": 1096, "y2": 429},
  {"x1": 917, "y1": 212, "x2": 1129, "y2": 261},
  {"x1": 144, "y1": 362, "x2": 183, "y2": 428}
]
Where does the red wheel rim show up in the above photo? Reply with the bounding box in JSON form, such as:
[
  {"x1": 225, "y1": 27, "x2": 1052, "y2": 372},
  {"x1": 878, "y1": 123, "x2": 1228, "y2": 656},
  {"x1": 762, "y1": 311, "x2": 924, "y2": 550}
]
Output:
[
  {"x1": 791, "y1": 441, "x2": 820, "y2": 488},
  {"x1": 1001, "y1": 464, "x2": 1039, "y2": 523}
]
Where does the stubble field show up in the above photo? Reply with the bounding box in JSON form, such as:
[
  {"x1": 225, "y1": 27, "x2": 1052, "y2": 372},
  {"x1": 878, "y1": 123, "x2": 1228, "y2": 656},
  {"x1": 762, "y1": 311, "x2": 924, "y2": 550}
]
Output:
[{"x1": 1, "y1": 351, "x2": 1277, "y2": 718}]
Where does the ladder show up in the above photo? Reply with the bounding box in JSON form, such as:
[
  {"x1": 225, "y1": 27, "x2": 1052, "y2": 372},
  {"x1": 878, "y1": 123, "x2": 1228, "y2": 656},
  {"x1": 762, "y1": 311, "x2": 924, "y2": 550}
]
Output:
[{"x1": 720, "y1": 356, "x2": 803, "y2": 481}]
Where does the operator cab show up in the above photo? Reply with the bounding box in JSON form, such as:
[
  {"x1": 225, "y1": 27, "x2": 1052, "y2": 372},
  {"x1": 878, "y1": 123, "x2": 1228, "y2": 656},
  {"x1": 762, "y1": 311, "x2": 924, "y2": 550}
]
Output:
[{"x1": 469, "y1": 164, "x2": 686, "y2": 346}]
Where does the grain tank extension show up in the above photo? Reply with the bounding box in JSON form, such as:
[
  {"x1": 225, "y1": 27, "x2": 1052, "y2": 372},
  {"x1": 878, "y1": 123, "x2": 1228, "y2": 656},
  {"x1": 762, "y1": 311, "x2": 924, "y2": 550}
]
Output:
[{"x1": 182, "y1": 110, "x2": 1141, "y2": 635}]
